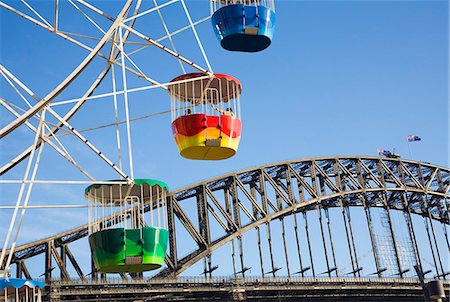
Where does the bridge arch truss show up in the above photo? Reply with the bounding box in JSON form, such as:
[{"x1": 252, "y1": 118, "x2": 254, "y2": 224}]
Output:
[{"x1": 5, "y1": 156, "x2": 450, "y2": 282}]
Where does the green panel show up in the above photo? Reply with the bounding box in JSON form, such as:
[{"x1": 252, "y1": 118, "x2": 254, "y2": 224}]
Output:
[
  {"x1": 89, "y1": 227, "x2": 169, "y2": 273},
  {"x1": 133, "y1": 179, "x2": 169, "y2": 190},
  {"x1": 125, "y1": 229, "x2": 142, "y2": 257},
  {"x1": 89, "y1": 228, "x2": 125, "y2": 272},
  {"x1": 142, "y1": 227, "x2": 169, "y2": 267},
  {"x1": 85, "y1": 179, "x2": 169, "y2": 194}
]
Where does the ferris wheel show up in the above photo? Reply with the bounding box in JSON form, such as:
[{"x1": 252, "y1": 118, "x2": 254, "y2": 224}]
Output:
[{"x1": 0, "y1": 0, "x2": 276, "y2": 291}]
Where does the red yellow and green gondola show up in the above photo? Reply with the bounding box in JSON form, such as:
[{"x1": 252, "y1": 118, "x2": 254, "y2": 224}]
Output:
[
  {"x1": 168, "y1": 73, "x2": 243, "y2": 160},
  {"x1": 85, "y1": 179, "x2": 169, "y2": 273}
]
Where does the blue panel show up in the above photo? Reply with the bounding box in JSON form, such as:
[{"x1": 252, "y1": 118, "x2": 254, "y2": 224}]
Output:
[
  {"x1": 0, "y1": 278, "x2": 45, "y2": 290},
  {"x1": 212, "y1": 4, "x2": 276, "y2": 52}
]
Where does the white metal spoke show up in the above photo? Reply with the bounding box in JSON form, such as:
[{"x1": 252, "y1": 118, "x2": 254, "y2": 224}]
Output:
[
  {"x1": 113, "y1": 30, "x2": 168, "y2": 89},
  {"x1": 0, "y1": 68, "x2": 73, "y2": 137},
  {"x1": 4, "y1": 117, "x2": 46, "y2": 274},
  {"x1": 45, "y1": 106, "x2": 131, "y2": 180},
  {"x1": 1, "y1": 0, "x2": 211, "y2": 79},
  {"x1": 0, "y1": 180, "x2": 129, "y2": 185},
  {"x1": 0, "y1": 2, "x2": 133, "y2": 75},
  {"x1": 0, "y1": 98, "x2": 95, "y2": 180},
  {"x1": 112, "y1": 56, "x2": 169, "y2": 88},
  {"x1": 156, "y1": 16, "x2": 211, "y2": 43},
  {"x1": 68, "y1": 0, "x2": 106, "y2": 34},
  {"x1": 122, "y1": 24, "x2": 212, "y2": 75},
  {"x1": 0, "y1": 62, "x2": 127, "y2": 181},
  {"x1": 49, "y1": 75, "x2": 210, "y2": 107},
  {"x1": 0, "y1": 98, "x2": 72, "y2": 136},
  {"x1": 57, "y1": 29, "x2": 153, "y2": 46},
  {"x1": 37, "y1": 117, "x2": 96, "y2": 181},
  {"x1": 110, "y1": 31, "x2": 123, "y2": 172},
  {"x1": 0, "y1": 109, "x2": 46, "y2": 277},
  {"x1": 56, "y1": 30, "x2": 111, "y2": 42},
  {"x1": 49, "y1": 86, "x2": 152, "y2": 106},
  {"x1": 0, "y1": 205, "x2": 88, "y2": 209},
  {"x1": 1, "y1": 0, "x2": 220, "y2": 269},
  {"x1": 0, "y1": 2, "x2": 95, "y2": 53},
  {"x1": 56, "y1": 108, "x2": 172, "y2": 137},
  {"x1": 0, "y1": 65, "x2": 71, "y2": 136},
  {"x1": 1, "y1": 1, "x2": 211, "y2": 95},
  {"x1": 20, "y1": 0, "x2": 52, "y2": 27},
  {"x1": 127, "y1": 16, "x2": 210, "y2": 57},
  {"x1": 1, "y1": 68, "x2": 68, "y2": 136},
  {"x1": 74, "y1": 0, "x2": 115, "y2": 22},
  {"x1": 0, "y1": 68, "x2": 35, "y2": 111},
  {"x1": 54, "y1": 0, "x2": 59, "y2": 31},
  {"x1": 50, "y1": 74, "x2": 210, "y2": 107},
  {"x1": 153, "y1": 0, "x2": 186, "y2": 73},
  {"x1": 0, "y1": 66, "x2": 73, "y2": 136},
  {"x1": 0, "y1": 65, "x2": 38, "y2": 104},
  {"x1": 0, "y1": 0, "x2": 133, "y2": 139},
  {"x1": 118, "y1": 27, "x2": 135, "y2": 180},
  {"x1": 122, "y1": 0, "x2": 178, "y2": 23},
  {"x1": 0, "y1": 0, "x2": 143, "y2": 176},
  {"x1": 180, "y1": 0, "x2": 213, "y2": 73}
]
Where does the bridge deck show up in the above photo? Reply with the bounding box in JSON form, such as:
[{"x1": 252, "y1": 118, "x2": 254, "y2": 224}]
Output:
[{"x1": 48, "y1": 277, "x2": 450, "y2": 301}]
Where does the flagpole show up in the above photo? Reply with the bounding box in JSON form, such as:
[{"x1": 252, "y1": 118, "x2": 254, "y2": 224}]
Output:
[{"x1": 407, "y1": 141, "x2": 413, "y2": 159}]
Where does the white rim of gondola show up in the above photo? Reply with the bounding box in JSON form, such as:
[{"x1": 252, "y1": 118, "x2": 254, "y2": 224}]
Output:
[
  {"x1": 168, "y1": 73, "x2": 242, "y2": 102},
  {"x1": 210, "y1": 0, "x2": 275, "y2": 14},
  {"x1": 168, "y1": 73, "x2": 242, "y2": 121}
]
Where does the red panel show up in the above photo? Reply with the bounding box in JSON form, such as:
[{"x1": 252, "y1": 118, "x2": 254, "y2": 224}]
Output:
[
  {"x1": 220, "y1": 115, "x2": 242, "y2": 138},
  {"x1": 172, "y1": 114, "x2": 242, "y2": 138},
  {"x1": 172, "y1": 114, "x2": 208, "y2": 137}
]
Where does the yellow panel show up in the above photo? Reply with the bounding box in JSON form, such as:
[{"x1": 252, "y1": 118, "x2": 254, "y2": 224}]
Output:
[
  {"x1": 173, "y1": 128, "x2": 241, "y2": 160},
  {"x1": 181, "y1": 146, "x2": 237, "y2": 160}
]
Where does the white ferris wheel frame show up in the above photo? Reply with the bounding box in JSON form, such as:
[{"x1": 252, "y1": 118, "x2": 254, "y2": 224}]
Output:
[{"x1": 0, "y1": 0, "x2": 217, "y2": 278}]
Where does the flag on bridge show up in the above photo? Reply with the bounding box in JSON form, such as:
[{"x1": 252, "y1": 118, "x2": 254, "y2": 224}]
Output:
[{"x1": 407, "y1": 135, "x2": 421, "y2": 142}]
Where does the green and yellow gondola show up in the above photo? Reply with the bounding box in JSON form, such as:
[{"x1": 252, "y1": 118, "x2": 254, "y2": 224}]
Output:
[{"x1": 85, "y1": 179, "x2": 169, "y2": 273}]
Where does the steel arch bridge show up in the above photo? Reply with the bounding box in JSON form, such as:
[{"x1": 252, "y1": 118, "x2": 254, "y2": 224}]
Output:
[{"x1": 3, "y1": 156, "x2": 450, "y2": 285}]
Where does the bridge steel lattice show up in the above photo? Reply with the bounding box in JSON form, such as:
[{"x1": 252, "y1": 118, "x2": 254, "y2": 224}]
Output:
[
  {"x1": 49, "y1": 277, "x2": 450, "y2": 302},
  {"x1": 3, "y1": 157, "x2": 450, "y2": 290}
]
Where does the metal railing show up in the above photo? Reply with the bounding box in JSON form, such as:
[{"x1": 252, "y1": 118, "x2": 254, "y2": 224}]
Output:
[{"x1": 210, "y1": 0, "x2": 275, "y2": 14}]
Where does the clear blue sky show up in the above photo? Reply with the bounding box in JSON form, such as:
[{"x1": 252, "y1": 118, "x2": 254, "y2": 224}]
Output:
[{"x1": 0, "y1": 0, "x2": 448, "y2": 278}]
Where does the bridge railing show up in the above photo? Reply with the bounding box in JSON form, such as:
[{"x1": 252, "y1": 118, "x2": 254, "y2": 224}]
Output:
[{"x1": 51, "y1": 276, "x2": 450, "y2": 286}]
